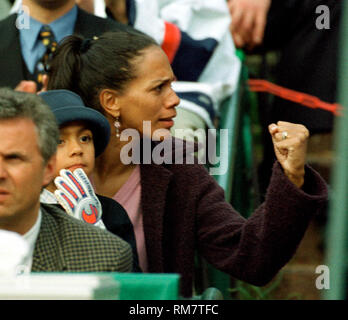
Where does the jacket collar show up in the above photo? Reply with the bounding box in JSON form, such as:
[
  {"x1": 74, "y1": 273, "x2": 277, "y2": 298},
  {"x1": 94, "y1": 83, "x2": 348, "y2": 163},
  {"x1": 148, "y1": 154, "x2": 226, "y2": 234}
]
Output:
[
  {"x1": 140, "y1": 162, "x2": 173, "y2": 273},
  {"x1": 138, "y1": 138, "x2": 199, "y2": 272},
  {"x1": 74, "y1": 7, "x2": 101, "y2": 38},
  {"x1": 31, "y1": 205, "x2": 66, "y2": 272}
]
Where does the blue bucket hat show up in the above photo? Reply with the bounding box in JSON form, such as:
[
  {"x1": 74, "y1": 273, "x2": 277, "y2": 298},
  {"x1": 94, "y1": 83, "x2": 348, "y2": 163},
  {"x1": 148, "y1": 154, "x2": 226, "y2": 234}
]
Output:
[{"x1": 39, "y1": 89, "x2": 110, "y2": 157}]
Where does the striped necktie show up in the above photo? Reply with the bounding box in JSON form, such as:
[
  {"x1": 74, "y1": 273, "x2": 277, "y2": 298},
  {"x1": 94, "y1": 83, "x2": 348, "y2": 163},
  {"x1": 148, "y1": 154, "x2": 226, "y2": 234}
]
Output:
[{"x1": 34, "y1": 25, "x2": 57, "y2": 88}]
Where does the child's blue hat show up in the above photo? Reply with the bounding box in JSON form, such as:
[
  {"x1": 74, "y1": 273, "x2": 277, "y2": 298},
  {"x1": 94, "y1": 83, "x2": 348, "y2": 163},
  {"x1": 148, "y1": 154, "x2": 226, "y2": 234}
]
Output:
[{"x1": 39, "y1": 89, "x2": 110, "y2": 157}]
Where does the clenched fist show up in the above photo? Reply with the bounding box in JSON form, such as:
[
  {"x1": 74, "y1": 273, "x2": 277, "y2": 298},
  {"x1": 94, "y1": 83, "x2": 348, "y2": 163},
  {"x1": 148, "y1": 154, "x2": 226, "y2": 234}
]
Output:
[{"x1": 269, "y1": 121, "x2": 309, "y2": 188}]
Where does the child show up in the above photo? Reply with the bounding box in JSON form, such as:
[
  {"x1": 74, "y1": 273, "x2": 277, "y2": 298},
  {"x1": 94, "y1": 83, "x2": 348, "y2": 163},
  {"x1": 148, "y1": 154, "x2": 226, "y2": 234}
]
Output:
[{"x1": 39, "y1": 89, "x2": 140, "y2": 272}]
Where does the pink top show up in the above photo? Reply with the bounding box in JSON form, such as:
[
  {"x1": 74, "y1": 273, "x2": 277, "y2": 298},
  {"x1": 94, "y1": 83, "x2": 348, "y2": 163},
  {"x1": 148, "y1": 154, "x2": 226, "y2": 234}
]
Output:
[{"x1": 113, "y1": 165, "x2": 148, "y2": 272}]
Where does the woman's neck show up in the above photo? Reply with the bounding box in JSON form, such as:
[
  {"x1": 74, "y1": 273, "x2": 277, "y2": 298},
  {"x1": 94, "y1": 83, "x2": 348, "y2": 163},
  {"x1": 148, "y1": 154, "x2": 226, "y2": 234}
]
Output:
[
  {"x1": 93, "y1": 136, "x2": 138, "y2": 196},
  {"x1": 94, "y1": 136, "x2": 126, "y2": 175}
]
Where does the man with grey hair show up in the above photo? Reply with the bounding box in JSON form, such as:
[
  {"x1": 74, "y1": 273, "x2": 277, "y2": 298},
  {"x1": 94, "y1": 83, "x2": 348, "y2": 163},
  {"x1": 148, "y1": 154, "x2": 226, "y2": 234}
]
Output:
[{"x1": 0, "y1": 88, "x2": 133, "y2": 273}]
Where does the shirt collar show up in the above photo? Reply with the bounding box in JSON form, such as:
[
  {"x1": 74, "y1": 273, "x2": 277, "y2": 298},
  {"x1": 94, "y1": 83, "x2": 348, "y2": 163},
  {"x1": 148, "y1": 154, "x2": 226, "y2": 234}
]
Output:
[
  {"x1": 40, "y1": 189, "x2": 58, "y2": 204},
  {"x1": 19, "y1": 5, "x2": 78, "y2": 51},
  {"x1": 49, "y1": 4, "x2": 78, "y2": 42},
  {"x1": 22, "y1": 209, "x2": 42, "y2": 257}
]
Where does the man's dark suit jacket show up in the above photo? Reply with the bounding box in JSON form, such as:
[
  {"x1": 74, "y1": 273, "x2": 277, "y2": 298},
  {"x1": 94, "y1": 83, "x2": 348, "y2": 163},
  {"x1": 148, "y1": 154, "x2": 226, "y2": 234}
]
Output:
[
  {"x1": 0, "y1": 7, "x2": 133, "y2": 88},
  {"x1": 32, "y1": 203, "x2": 133, "y2": 272}
]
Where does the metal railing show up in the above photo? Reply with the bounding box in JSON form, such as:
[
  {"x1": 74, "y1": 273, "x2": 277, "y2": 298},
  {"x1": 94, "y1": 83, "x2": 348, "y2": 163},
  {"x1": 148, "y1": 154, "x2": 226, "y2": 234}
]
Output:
[
  {"x1": 203, "y1": 64, "x2": 255, "y2": 299},
  {"x1": 324, "y1": 0, "x2": 348, "y2": 300}
]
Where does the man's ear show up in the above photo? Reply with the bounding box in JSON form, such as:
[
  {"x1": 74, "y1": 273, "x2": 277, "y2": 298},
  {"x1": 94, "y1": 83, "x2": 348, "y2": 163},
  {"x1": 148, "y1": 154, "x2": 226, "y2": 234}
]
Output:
[
  {"x1": 42, "y1": 154, "x2": 57, "y2": 188},
  {"x1": 99, "y1": 88, "x2": 121, "y2": 118}
]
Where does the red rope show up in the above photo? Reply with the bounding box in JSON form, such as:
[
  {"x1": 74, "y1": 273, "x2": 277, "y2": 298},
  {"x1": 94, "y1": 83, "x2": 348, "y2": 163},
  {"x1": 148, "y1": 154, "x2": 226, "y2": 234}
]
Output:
[{"x1": 248, "y1": 79, "x2": 342, "y2": 116}]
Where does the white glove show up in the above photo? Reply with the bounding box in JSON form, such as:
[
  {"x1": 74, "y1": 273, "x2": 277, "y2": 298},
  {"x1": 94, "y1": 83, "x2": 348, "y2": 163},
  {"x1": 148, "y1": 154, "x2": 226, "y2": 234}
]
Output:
[{"x1": 54, "y1": 168, "x2": 105, "y2": 229}]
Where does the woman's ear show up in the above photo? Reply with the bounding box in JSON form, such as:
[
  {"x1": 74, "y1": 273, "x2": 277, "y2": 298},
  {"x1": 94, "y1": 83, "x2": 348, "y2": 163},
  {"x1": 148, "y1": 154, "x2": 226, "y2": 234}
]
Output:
[{"x1": 99, "y1": 89, "x2": 120, "y2": 118}]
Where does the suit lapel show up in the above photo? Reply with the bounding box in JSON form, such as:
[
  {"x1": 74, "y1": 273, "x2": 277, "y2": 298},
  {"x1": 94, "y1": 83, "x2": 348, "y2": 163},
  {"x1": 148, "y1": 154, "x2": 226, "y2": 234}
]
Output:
[
  {"x1": 74, "y1": 8, "x2": 103, "y2": 38},
  {"x1": 0, "y1": 14, "x2": 26, "y2": 88},
  {"x1": 74, "y1": 8, "x2": 89, "y2": 36},
  {"x1": 140, "y1": 164, "x2": 173, "y2": 272},
  {"x1": 32, "y1": 207, "x2": 66, "y2": 272},
  {"x1": 74, "y1": 7, "x2": 131, "y2": 38}
]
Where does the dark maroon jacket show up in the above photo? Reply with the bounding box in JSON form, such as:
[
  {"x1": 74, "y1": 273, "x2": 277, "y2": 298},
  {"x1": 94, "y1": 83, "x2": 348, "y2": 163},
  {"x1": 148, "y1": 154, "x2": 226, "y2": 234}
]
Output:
[{"x1": 139, "y1": 159, "x2": 327, "y2": 297}]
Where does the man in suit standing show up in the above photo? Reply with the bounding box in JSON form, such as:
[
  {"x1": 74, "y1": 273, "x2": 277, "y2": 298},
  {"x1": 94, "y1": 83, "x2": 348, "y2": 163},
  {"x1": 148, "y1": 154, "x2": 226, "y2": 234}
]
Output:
[
  {"x1": 0, "y1": 0, "x2": 132, "y2": 92},
  {"x1": 0, "y1": 88, "x2": 133, "y2": 273}
]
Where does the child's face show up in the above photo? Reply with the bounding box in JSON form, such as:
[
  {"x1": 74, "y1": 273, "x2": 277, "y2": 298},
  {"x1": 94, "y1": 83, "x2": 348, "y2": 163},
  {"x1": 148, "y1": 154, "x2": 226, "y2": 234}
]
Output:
[{"x1": 47, "y1": 121, "x2": 95, "y2": 191}]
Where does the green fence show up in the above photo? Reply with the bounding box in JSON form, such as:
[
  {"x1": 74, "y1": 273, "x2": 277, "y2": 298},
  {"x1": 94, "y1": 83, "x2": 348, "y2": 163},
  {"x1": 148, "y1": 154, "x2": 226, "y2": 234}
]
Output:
[
  {"x1": 323, "y1": 0, "x2": 348, "y2": 300},
  {"x1": 199, "y1": 62, "x2": 256, "y2": 299}
]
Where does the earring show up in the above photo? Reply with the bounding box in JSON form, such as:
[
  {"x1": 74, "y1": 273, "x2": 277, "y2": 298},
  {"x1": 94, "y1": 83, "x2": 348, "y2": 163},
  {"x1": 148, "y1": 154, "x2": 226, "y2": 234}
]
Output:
[{"x1": 114, "y1": 117, "x2": 121, "y2": 138}]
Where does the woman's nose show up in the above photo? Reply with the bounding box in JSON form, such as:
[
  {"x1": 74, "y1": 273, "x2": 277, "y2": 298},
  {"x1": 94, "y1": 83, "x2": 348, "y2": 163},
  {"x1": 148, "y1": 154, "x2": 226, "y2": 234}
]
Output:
[{"x1": 167, "y1": 89, "x2": 180, "y2": 109}]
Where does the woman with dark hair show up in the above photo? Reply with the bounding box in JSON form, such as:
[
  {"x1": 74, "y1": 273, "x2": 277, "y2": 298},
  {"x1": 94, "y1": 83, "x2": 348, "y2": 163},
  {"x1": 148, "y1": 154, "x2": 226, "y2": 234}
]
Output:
[{"x1": 47, "y1": 31, "x2": 327, "y2": 298}]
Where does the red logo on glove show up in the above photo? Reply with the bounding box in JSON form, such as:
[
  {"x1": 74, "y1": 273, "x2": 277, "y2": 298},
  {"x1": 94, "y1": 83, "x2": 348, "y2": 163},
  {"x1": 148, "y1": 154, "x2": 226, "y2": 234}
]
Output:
[{"x1": 82, "y1": 205, "x2": 98, "y2": 224}]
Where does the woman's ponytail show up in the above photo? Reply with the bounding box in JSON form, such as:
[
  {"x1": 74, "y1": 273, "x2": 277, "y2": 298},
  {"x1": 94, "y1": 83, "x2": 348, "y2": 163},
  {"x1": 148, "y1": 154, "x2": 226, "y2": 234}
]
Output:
[{"x1": 47, "y1": 35, "x2": 84, "y2": 95}]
